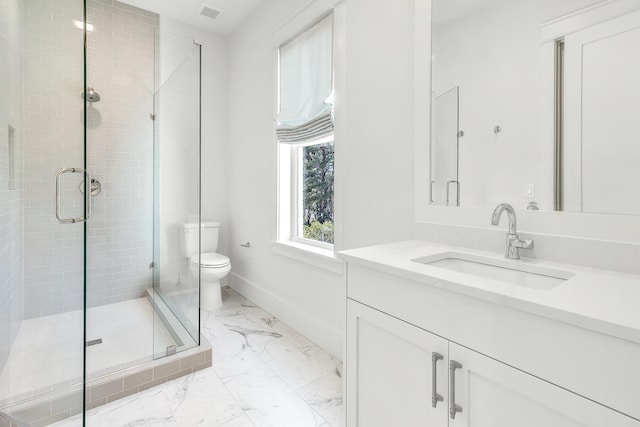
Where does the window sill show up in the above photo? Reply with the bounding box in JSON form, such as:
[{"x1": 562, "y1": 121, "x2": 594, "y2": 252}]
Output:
[{"x1": 272, "y1": 240, "x2": 344, "y2": 275}]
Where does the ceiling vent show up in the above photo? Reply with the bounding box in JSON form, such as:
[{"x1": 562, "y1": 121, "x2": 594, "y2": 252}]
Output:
[{"x1": 198, "y1": 4, "x2": 223, "y2": 20}]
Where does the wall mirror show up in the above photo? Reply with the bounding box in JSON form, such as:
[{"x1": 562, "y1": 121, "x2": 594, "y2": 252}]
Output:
[{"x1": 430, "y1": 0, "x2": 640, "y2": 215}]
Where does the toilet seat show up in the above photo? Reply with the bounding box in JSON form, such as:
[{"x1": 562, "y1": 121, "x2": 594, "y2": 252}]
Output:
[{"x1": 190, "y1": 252, "x2": 230, "y2": 268}]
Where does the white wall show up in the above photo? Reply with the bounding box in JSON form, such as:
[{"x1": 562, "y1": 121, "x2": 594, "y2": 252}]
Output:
[
  {"x1": 0, "y1": 0, "x2": 24, "y2": 370},
  {"x1": 341, "y1": 0, "x2": 415, "y2": 250},
  {"x1": 226, "y1": 0, "x2": 415, "y2": 358}
]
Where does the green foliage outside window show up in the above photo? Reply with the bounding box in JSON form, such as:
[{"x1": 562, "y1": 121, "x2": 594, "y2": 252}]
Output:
[
  {"x1": 304, "y1": 220, "x2": 334, "y2": 244},
  {"x1": 301, "y1": 142, "x2": 334, "y2": 244}
]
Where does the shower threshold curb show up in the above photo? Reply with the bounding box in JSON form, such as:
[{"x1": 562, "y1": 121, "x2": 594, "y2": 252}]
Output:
[{"x1": 0, "y1": 338, "x2": 212, "y2": 427}]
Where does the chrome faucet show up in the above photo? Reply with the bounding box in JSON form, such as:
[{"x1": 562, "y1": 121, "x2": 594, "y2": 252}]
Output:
[{"x1": 491, "y1": 203, "x2": 534, "y2": 260}]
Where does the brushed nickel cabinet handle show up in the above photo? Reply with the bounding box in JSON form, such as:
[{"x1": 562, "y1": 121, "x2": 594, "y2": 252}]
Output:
[
  {"x1": 431, "y1": 352, "x2": 444, "y2": 408},
  {"x1": 449, "y1": 360, "x2": 463, "y2": 419}
]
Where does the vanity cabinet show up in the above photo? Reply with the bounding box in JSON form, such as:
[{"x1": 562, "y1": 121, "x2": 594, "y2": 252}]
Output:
[
  {"x1": 347, "y1": 299, "x2": 639, "y2": 427},
  {"x1": 344, "y1": 259, "x2": 640, "y2": 427}
]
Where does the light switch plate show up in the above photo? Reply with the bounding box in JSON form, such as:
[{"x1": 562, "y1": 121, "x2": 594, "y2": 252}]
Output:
[{"x1": 524, "y1": 184, "x2": 535, "y2": 198}]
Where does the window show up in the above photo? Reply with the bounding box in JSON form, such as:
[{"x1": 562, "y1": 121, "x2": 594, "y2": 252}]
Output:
[
  {"x1": 296, "y1": 140, "x2": 334, "y2": 244},
  {"x1": 276, "y1": 14, "x2": 335, "y2": 249}
]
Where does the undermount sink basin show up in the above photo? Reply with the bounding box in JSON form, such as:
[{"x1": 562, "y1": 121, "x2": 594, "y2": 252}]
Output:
[{"x1": 413, "y1": 252, "x2": 574, "y2": 290}]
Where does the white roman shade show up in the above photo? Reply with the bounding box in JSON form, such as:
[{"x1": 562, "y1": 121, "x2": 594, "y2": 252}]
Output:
[{"x1": 276, "y1": 14, "x2": 333, "y2": 144}]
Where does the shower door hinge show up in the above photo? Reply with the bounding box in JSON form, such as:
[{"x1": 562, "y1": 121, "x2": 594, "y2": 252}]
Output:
[
  {"x1": 166, "y1": 345, "x2": 177, "y2": 356},
  {"x1": 150, "y1": 113, "x2": 156, "y2": 121},
  {"x1": 149, "y1": 262, "x2": 155, "y2": 269}
]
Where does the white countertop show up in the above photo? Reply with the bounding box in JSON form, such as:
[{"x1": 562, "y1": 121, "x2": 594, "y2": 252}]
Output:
[{"x1": 339, "y1": 240, "x2": 640, "y2": 345}]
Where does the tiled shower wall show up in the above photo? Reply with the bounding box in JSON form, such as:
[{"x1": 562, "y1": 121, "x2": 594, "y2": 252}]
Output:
[
  {"x1": 21, "y1": 0, "x2": 86, "y2": 320},
  {"x1": 22, "y1": 0, "x2": 159, "y2": 318},
  {"x1": 84, "y1": 0, "x2": 158, "y2": 309},
  {"x1": 0, "y1": 0, "x2": 24, "y2": 368}
]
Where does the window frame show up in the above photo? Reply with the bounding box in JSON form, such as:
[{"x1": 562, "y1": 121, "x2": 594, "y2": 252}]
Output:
[
  {"x1": 273, "y1": 0, "x2": 346, "y2": 266},
  {"x1": 275, "y1": 11, "x2": 336, "y2": 252},
  {"x1": 289, "y1": 137, "x2": 335, "y2": 250}
]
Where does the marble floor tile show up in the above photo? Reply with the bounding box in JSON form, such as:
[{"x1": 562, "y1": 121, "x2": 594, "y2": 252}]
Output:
[
  {"x1": 161, "y1": 368, "x2": 243, "y2": 426},
  {"x1": 212, "y1": 349, "x2": 266, "y2": 382},
  {"x1": 256, "y1": 333, "x2": 341, "y2": 390},
  {"x1": 218, "y1": 414, "x2": 256, "y2": 426},
  {"x1": 296, "y1": 374, "x2": 344, "y2": 427},
  {"x1": 84, "y1": 388, "x2": 177, "y2": 427},
  {"x1": 220, "y1": 362, "x2": 326, "y2": 427},
  {"x1": 49, "y1": 287, "x2": 343, "y2": 427},
  {"x1": 207, "y1": 330, "x2": 257, "y2": 366}
]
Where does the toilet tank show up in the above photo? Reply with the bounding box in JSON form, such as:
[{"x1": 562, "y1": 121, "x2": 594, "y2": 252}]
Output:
[{"x1": 179, "y1": 221, "x2": 220, "y2": 258}]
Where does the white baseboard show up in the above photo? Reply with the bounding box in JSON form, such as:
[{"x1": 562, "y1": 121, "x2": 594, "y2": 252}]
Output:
[{"x1": 228, "y1": 272, "x2": 343, "y2": 360}]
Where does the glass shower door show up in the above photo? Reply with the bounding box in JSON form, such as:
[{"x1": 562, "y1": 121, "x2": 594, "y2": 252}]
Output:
[
  {"x1": 152, "y1": 31, "x2": 202, "y2": 356},
  {"x1": 0, "y1": 0, "x2": 87, "y2": 424},
  {"x1": 83, "y1": 0, "x2": 160, "y2": 387}
]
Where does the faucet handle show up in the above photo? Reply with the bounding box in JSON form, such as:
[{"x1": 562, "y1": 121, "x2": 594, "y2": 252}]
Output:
[{"x1": 512, "y1": 238, "x2": 534, "y2": 250}]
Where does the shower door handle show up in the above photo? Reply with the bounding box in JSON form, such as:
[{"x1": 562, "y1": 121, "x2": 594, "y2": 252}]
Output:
[
  {"x1": 446, "y1": 180, "x2": 460, "y2": 207},
  {"x1": 55, "y1": 167, "x2": 92, "y2": 223},
  {"x1": 430, "y1": 180, "x2": 435, "y2": 204}
]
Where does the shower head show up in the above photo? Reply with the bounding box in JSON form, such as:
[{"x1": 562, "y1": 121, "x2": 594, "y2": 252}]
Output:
[{"x1": 83, "y1": 87, "x2": 101, "y2": 103}]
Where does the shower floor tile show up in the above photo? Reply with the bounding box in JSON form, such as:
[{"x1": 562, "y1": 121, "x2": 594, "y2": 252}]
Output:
[
  {"x1": 0, "y1": 298, "x2": 175, "y2": 404},
  {"x1": 50, "y1": 287, "x2": 344, "y2": 427}
]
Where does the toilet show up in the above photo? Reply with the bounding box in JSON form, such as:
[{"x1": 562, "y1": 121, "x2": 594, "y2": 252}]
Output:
[{"x1": 179, "y1": 221, "x2": 231, "y2": 310}]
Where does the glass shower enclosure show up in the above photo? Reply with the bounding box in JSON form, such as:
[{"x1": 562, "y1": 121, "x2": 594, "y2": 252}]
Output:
[{"x1": 0, "y1": 0, "x2": 202, "y2": 425}]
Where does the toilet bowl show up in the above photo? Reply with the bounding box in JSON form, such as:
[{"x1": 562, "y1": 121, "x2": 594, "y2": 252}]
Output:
[
  {"x1": 190, "y1": 252, "x2": 231, "y2": 311},
  {"x1": 179, "y1": 221, "x2": 231, "y2": 310}
]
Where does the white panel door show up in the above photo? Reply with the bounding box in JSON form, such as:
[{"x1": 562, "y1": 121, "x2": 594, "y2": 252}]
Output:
[
  {"x1": 448, "y1": 342, "x2": 639, "y2": 427},
  {"x1": 564, "y1": 9, "x2": 640, "y2": 214},
  {"x1": 346, "y1": 300, "x2": 449, "y2": 427}
]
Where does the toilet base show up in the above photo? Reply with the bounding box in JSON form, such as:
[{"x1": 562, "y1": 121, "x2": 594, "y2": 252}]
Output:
[{"x1": 201, "y1": 280, "x2": 222, "y2": 311}]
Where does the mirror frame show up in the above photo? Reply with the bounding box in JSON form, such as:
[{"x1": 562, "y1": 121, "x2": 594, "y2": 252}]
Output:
[{"x1": 413, "y1": 0, "x2": 640, "y2": 244}]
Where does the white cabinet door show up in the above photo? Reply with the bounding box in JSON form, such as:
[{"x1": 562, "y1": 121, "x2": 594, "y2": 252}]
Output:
[
  {"x1": 346, "y1": 300, "x2": 449, "y2": 427},
  {"x1": 448, "y1": 343, "x2": 640, "y2": 427}
]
